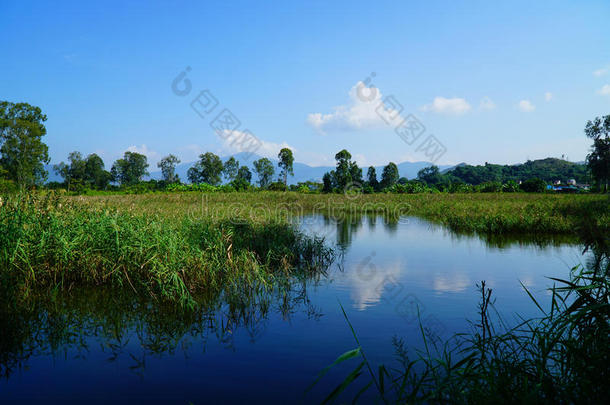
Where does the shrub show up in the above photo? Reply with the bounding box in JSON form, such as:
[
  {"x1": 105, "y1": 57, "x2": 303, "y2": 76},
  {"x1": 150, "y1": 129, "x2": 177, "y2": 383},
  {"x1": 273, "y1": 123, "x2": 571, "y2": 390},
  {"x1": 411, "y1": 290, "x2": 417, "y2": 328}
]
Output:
[{"x1": 520, "y1": 178, "x2": 547, "y2": 192}]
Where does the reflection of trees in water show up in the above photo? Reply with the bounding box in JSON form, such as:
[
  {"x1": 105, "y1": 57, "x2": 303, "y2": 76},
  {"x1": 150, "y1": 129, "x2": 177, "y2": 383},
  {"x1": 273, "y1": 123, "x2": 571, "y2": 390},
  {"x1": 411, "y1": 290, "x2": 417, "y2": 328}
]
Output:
[
  {"x1": 320, "y1": 211, "x2": 586, "y2": 253},
  {"x1": 448, "y1": 230, "x2": 580, "y2": 250},
  {"x1": 0, "y1": 275, "x2": 325, "y2": 379},
  {"x1": 320, "y1": 212, "x2": 401, "y2": 253}
]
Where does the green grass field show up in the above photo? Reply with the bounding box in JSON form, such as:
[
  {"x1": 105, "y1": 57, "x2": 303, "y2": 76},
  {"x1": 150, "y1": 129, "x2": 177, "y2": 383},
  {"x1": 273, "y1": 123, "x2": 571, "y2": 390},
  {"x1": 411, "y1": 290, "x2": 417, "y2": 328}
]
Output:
[{"x1": 72, "y1": 191, "x2": 610, "y2": 235}]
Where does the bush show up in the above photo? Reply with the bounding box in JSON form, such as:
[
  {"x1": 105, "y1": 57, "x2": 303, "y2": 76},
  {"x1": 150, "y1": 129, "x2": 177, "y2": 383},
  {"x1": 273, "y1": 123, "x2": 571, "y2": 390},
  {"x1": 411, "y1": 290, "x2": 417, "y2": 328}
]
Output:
[
  {"x1": 0, "y1": 179, "x2": 18, "y2": 193},
  {"x1": 502, "y1": 180, "x2": 519, "y2": 192},
  {"x1": 477, "y1": 181, "x2": 502, "y2": 193},
  {"x1": 520, "y1": 178, "x2": 547, "y2": 192},
  {"x1": 268, "y1": 181, "x2": 287, "y2": 191}
]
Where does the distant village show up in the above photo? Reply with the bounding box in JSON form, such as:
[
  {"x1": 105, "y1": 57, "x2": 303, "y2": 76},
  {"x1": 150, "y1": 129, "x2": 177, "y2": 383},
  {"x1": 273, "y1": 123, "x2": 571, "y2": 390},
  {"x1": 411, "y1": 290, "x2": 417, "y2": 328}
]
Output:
[{"x1": 547, "y1": 179, "x2": 590, "y2": 192}]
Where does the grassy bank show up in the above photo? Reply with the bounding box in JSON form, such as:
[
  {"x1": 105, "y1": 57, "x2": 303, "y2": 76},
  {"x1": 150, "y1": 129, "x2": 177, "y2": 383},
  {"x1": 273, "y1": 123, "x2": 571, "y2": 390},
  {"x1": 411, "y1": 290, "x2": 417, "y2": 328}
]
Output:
[
  {"x1": 0, "y1": 193, "x2": 333, "y2": 304},
  {"x1": 72, "y1": 191, "x2": 609, "y2": 235}
]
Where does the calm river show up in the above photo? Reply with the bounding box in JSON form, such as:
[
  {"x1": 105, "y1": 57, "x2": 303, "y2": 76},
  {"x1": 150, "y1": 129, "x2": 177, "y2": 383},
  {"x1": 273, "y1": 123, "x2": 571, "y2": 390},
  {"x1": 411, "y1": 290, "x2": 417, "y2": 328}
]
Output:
[{"x1": 0, "y1": 215, "x2": 585, "y2": 403}]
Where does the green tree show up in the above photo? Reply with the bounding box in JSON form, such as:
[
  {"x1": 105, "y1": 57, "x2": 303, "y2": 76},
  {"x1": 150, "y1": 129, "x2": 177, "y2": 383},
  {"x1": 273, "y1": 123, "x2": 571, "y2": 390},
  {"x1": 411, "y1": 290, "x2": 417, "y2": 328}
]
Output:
[
  {"x1": 585, "y1": 115, "x2": 610, "y2": 191},
  {"x1": 278, "y1": 148, "x2": 294, "y2": 185},
  {"x1": 322, "y1": 172, "x2": 334, "y2": 193},
  {"x1": 187, "y1": 152, "x2": 223, "y2": 185},
  {"x1": 111, "y1": 151, "x2": 149, "y2": 186},
  {"x1": 157, "y1": 154, "x2": 181, "y2": 183},
  {"x1": 380, "y1": 162, "x2": 399, "y2": 189},
  {"x1": 0, "y1": 101, "x2": 50, "y2": 187},
  {"x1": 223, "y1": 156, "x2": 239, "y2": 182},
  {"x1": 333, "y1": 149, "x2": 362, "y2": 190},
  {"x1": 53, "y1": 151, "x2": 86, "y2": 191},
  {"x1": 417, "y1": 165, "x2": 442, "y2": 185},
  {"x1": 334, "y1": 149, "x2": 353, "y2": 189},
  {"x1": 187, "y1": 166, "x2": 200, "y2": 184},
  {"x1": 350, "y1": 160, "x2": 363, "y2": 184},
  {"x1": 84, "y1": 153, "x2": 111, "y2": 189},
  {"x1": 236, "y1": 165, "x2": 251, "y2": 183},
  {"x1": 253, "y1": 157, "x2": 275, "y2": 188},
  {"x1": 367, "y1": 166, "x2": 379, "y2": 191},
  {"x1": 52, "y1": 162, "x2": 69, "y2": 187},
  {"x1": 230, "y1": 165, "x2": 252, "y2": 191}
]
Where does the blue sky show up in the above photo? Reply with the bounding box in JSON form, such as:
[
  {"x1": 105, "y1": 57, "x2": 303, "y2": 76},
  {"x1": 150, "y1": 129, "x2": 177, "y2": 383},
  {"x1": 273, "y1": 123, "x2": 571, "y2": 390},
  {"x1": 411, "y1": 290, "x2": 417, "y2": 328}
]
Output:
[{"x1": 1, "y1": 0, "x2": 609, "y2": 169}]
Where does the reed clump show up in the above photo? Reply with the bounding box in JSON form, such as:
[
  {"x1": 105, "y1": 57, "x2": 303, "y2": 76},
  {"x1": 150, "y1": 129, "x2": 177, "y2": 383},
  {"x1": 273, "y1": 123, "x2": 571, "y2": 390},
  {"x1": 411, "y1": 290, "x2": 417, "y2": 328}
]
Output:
[{"x1": 0, "y1": 192, "x2": 333, "y2": 305}]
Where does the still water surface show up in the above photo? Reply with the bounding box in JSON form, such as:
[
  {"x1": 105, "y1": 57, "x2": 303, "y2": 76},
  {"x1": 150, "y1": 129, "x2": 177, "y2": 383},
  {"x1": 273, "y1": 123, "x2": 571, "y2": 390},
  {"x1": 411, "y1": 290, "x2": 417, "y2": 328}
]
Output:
[{"x1": 0, "y1": 215, "x2": 585, "y2": 403}]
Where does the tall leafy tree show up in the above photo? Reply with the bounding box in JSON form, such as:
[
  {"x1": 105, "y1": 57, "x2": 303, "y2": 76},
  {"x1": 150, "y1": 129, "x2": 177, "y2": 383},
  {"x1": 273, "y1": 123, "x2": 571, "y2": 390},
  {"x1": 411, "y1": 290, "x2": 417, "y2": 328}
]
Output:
[
  {"x1": 367, "y1": 166, "x2": 379, "y2": 191},
  {"x1": 52, "y1": 161, "x2": 69, "y2": 188},
  {"x1": 333, "y1": 149, "x2": 362, "y2": 190},
  {"x1": 585, "y1": 115, "x2": 610, "y2": 191},
  {"x1": 84, "y1": 153, "x2": 111, "y2": 189},
  {"x1": 380, "y1": 162, "x2": 399, "y2": 189},
  {"x1": 54, "y1": 152, "x2": 110, "y2": 190},
  {"x1": 222, "y1": 156, "x2": 239, "y2": 182},
  {"x1": 157, "y1": 154, "x2": 181, "y2": 183},
  {"x1": 350, "y1": 160, "x2": 363, "y2": 184},
  {"x1": 187, "y1": 166, "x2": 200, "y2": 184},
  {"x1": 67, "y1": 151, "x2": 86, "y2": 182},
  {"x1": 253, "y1": 157, "x2": 275, "y2": 188},
  {"x1": 188, "y1": 152, "x2": 223, "y2": 185},
  {"x1": 417, "y1": 165, "x2": 442, "y2": 185},
  {"x1": 53, "y1": 151, "x2": 85, "y2": 190},
  {"x1": 236, "y1": 165, "x2": 252, "y2": 183},
  {"x1": 278, "y1": 148, "x2": 294, "y2": 185},
  {"x1": 322, "y1": 172, "x2": 334, "y2": 193},
  {"x1": 0, "y1": 101, "x2": 50, "y2": 187},
  {"x1": 334, "y1": 149, "x2": 353, "y2": 189},
  {"x1": 111, "y1": 151, "x2": 149, "y2": 185}
]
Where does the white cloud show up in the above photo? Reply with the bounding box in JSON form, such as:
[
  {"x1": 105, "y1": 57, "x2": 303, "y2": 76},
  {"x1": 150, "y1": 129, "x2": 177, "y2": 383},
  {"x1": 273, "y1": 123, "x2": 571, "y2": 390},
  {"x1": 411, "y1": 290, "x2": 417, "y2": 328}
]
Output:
[
  {"x1": 307, "y1": 81, "x2": 402, "y2": 133},
  {"x1": 126, "y1": 144, "x2": 160, "y2": 164},
  {"x1": 339, "y1": 260, "x2": 404, "y2": 310},
  {"x1": 421, "y1": 97, "x2": 472, "y2": 115},
  {"x1": 353, "y1": 153, "x2": 368, "y2": 167},
  {"x1": 597, "y1": 84, "x2": 610, "y2": 96},
  {"x1": 517, "y1": 100, "x2": 536, "y2": 112},
  {"x1": 544, "y1": 92, "x2": 553, "y2": 102},
  {"x1": 220, "y1": 130, "x2": 295, "y2": 160},
  {"x1": 479, "y1": 97, "x2": 496, "y2": 111},
  {"x1": 432, "y1": 273, "x2": 470, "y2": 293},
  {"x1": 594, "y1": 67, "x2": 609, "y2": 77}
]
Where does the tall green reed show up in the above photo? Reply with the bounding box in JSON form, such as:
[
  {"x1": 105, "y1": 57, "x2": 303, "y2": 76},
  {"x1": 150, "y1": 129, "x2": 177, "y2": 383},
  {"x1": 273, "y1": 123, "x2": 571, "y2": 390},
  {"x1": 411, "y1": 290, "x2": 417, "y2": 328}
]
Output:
[{"x1": 0, "y1": 192, "x2": 334, "y2": 306}]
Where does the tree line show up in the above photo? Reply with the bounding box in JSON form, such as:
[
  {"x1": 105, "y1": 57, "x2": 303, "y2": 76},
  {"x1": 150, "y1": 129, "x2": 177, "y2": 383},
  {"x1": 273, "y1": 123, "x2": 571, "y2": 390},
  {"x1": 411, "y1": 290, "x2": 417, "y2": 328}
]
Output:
[
  {"x1": 48, "y1": 148, "x2": 295, "y2": 193},
  {"x1": 1, "y1": 100, "x2": 609, "y2": 193}
]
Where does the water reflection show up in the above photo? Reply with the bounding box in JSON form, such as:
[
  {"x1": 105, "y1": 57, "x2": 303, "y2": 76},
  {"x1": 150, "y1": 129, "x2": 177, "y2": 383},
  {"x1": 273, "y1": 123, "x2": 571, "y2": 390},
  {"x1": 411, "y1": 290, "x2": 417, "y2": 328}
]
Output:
[
  {"x1": 304, "y1": 212, "x2": 580, "y2": 252},
  {"x1": 299, "y1": 213, "x2": 585, "y2": 316},
  {"x1": 0, "y1": 280, "x2": 319, "y2": 380},
  {"x1": 432, "y1": 273, "x2": 471, "y2": 293}
]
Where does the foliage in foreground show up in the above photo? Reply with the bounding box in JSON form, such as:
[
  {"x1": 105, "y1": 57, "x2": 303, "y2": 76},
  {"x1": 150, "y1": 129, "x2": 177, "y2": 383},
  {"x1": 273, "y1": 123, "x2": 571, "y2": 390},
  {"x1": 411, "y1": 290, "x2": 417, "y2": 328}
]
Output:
[
  {"x1": 0, "y1": 192, "x2": 334, "y2": 305},
  {"x1": 314, "y1": 243, "x2": 610, "y2": 404}
]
